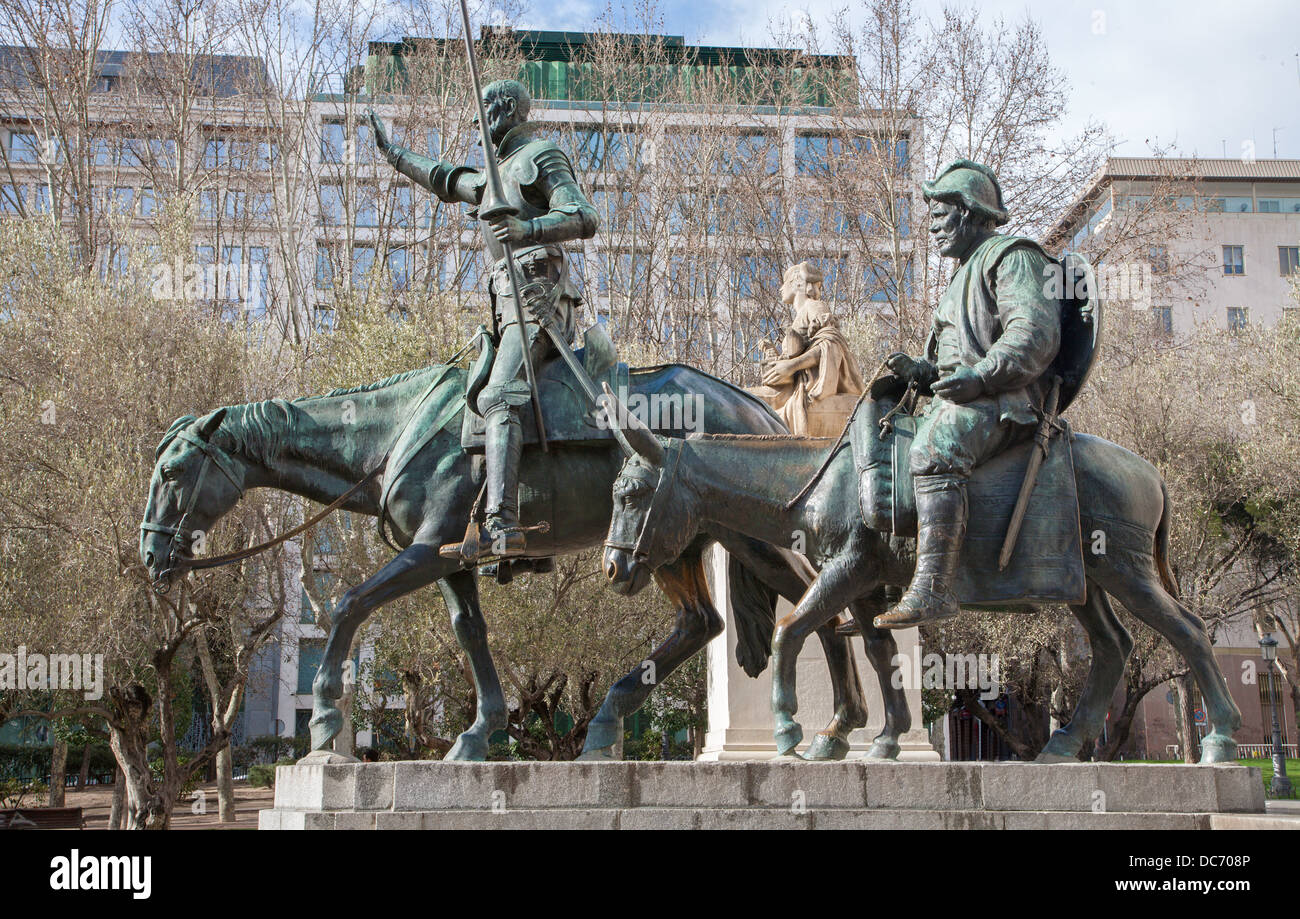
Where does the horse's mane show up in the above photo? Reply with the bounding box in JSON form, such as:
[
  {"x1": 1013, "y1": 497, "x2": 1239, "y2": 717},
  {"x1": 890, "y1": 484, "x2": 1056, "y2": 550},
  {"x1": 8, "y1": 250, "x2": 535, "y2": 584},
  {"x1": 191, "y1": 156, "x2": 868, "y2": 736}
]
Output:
[
  {"x1": 310, "y1": 366, "x2": 439, "y2": 400},
  {"x1": 685, "y1": 432, "x2": 835, "y2": 444}
]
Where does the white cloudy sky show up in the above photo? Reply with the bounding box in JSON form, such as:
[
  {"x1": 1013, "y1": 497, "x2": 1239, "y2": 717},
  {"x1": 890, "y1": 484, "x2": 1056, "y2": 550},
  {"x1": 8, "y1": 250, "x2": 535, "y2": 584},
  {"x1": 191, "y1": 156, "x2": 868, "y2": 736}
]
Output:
[{"x1": 519, "y1": 0, "x2": 1299, "y2": 161}]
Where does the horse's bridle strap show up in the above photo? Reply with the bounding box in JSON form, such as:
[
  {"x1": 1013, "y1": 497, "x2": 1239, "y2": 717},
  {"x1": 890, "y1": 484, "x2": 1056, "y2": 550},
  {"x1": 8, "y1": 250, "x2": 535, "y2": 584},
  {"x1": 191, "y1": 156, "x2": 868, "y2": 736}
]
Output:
[{"x1": 608, "y1": 438, "x2": 683, "y2": 561}]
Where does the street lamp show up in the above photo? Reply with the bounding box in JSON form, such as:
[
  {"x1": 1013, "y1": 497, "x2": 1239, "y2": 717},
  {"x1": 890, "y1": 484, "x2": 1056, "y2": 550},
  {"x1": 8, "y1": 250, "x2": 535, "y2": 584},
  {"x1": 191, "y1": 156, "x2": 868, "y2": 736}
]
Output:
[{"x1": 1258, "y1": 633, "x2": 1293, "y2": 797}]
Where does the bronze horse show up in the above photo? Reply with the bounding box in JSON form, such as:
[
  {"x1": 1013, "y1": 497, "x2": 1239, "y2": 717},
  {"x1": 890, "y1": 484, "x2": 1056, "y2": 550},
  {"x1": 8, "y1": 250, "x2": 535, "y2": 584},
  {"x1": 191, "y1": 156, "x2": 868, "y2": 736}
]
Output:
[
  {"x1": 140, "y1": 361, "x2": 911, "y2": 760},
  {"x1": 601, "y1": 393, "x2": 1243, "y2": 763}
]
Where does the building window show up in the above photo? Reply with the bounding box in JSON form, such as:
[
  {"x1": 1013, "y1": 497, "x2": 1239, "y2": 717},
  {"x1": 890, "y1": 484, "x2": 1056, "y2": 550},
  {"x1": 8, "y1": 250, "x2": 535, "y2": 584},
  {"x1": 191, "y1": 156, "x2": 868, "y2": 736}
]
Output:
[
  {"x1": 1152, "y1": 306, "x2": 1172, "y2": 335},
  {"x1": 1280, "y1": 246, "x2": 1299, "y2": 276},
  {"x1": 202, "y1": 137, "x2": 229, "y2": 169},
  {"x1": 0, "y1": 183, "x2": 28, "y2": 214},
  {"x1": 318, "y1": 184, "x2": 344, "y2": 226},
  {"x1": 1149, "y1": 245, "x2": 1169, "y2": 274},
  {"x1": 387, "y1": 248, "x2": 409, "y2": 290},
  {"x1": 315, "y1": 243, "x2": 334, "y2": 289},
  {"x1": 296, "y1": 639, "x2": 325, "y2": 694},
  {"x1": 355, "y1": 185, "x2": 378, "y2": 228},
  {"x1": 1227, "y1": 307, "x2": 1248, "y2": 332},
  {"x1": 1222, "y1": 245, "x2": 1244, "y2": 276},
  {"x1": 7, "y1": 131, "x2": 40, "y2": 163},
  {"x1": 321, "y1": 121, "x2": 346, "y2": 164},
  {"x1": 352, "y1": 245, "x2": 375, "y2": 289}
]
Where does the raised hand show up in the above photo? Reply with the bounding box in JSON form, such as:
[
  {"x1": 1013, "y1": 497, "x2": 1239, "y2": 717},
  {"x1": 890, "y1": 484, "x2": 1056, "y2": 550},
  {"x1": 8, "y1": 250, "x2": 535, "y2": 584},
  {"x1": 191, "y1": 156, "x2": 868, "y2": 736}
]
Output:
[{"x1": 366, "y1": 109, "x2": 390, "y2": 154}]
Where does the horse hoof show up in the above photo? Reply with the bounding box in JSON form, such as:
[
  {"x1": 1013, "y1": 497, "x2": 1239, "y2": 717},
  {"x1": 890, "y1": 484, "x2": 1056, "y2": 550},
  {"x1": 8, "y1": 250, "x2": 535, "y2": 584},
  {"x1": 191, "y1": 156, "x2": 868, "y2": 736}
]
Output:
[
  {"x1": 774, "y1": 721, "x2": 804, "y2": 756},
  {"x1": 804, "y1": 733, "x2": 851, "y2": 761},
  {"x1": 445, "y1": 732, "x2": 489, "y2": 762},
  {"x1": 576, "y1": 746, "x2": 619, "y2": 762},
  {"x1": 1035, "y1": 729, "x2": 1082, "y2": 763},
  {"x1": 309, "y1": 708, "x2": 342, "y2": 751},
  {"x1": 1199, "y1": 735, "x2": 1238, "y2": 764},
  {"x1": 864, "y1": 738, "x2": 901, "y2": 761}
]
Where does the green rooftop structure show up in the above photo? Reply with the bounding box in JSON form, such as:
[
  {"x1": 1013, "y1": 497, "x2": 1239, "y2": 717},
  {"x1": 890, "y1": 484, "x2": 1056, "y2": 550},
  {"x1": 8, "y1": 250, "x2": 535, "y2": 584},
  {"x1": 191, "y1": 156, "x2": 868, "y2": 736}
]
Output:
[{"x1": 350, "y1": 28, "x2": 854, "y2": 109}]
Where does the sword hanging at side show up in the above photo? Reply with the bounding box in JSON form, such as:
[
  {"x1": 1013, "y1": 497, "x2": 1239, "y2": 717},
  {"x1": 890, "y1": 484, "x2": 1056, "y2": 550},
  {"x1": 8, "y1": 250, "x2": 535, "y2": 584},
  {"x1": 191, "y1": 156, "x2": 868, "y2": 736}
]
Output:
[
  {"x1": 457, "y1": 0, "x2": 548, "y2": 451},
  {"x1": 997, "y1": 374, "x2": 1063, "y2": 571}
]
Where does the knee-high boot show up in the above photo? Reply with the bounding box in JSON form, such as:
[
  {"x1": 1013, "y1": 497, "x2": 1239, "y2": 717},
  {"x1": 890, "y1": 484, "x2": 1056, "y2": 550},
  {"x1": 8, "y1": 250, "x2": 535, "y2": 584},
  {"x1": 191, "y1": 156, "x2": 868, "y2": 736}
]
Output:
[{"x1": 873, "y1": 473, "x2": 967, "y2": 629}]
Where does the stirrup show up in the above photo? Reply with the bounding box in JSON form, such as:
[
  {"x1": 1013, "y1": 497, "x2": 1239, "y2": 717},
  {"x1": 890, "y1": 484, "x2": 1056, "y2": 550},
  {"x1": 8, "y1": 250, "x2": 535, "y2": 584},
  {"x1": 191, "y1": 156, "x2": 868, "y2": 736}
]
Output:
[{"x1": 439, "y1": 518, "x2": 550, "y2": 565}]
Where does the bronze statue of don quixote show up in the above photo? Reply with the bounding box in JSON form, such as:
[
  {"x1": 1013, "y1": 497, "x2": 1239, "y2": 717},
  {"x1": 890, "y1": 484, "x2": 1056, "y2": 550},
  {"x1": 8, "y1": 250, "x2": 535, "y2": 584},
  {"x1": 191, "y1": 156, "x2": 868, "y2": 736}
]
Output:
[{"x1": 139, "y1": 10, "x2": 1243, "y2": 771}]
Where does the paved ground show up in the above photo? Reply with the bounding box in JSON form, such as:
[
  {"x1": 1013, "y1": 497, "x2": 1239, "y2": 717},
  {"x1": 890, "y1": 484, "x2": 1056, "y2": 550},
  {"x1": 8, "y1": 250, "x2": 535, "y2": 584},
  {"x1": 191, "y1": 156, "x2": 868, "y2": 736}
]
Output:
[{"x1": 60, "y1": 780, "x2": 274, "y2": 830}]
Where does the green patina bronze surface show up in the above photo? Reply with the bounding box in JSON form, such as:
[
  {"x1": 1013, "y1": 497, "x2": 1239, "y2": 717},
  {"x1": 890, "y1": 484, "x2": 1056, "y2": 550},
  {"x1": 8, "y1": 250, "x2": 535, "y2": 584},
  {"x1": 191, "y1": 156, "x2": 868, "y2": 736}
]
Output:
[{"x1": 140, "y1": 360, "x2": 896, "y2": 760}]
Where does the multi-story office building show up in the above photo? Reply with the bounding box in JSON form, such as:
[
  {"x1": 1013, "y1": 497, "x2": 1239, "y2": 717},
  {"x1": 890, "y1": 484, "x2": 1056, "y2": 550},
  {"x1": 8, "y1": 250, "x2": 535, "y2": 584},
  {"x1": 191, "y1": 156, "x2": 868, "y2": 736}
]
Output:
[
  {"x1": 1, "y1": 31, "x2": 921, "y2": 753},
  {"x1": 1047, "y1": 157, "x2": 1300, "y2": 335},
  {"x1": 1046, "y1": 156, "x2": 1300, "y2": 761}
]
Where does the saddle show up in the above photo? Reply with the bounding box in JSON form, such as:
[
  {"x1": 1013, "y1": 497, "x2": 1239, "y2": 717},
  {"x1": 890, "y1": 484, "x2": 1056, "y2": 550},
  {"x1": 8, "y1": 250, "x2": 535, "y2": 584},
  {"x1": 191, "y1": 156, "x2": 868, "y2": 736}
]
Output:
[
  {"x1": 460, "y1": 323, "x2": 630, "y2": 451},
  {"x1": 849, "y1": 396, "x2": 1086, "y2": 606}
]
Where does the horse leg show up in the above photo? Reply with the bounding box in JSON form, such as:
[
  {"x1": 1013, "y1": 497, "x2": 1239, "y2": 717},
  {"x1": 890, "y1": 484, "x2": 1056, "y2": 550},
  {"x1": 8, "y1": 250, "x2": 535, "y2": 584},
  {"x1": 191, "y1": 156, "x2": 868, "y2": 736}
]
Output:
[
  {"x1": 310, "y1": 543, "x2": 447, "y2": 751},
  {"x1": 771, "y1": 559, "x2": 867, "y2": 757},
  {"x1": 441, "y1": 568, "x2": 508, "y2": 762},
  {"x1": 804, "y1": 620, "x2": 871, "y2": 761},
  {"x1": 578, "y1": 549, "x2": 722, "y2": 760},
  {"x1": 846, "y1": 596, "x2": 912, "y2": 760},
  {"x1": 717, "y1": 533, "x2": 871, "y2": 762},
  {"x1": 1099, "y1": 565, "x2": 1243, "y2": 762},
  {"x1": 1036, "y1": 585, "x2": 1133, "y2": 763}
]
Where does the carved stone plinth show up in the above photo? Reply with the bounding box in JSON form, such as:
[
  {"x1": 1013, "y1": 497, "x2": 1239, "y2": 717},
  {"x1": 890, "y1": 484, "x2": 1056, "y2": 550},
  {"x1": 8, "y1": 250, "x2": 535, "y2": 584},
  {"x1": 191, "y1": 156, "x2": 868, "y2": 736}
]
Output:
[{"x1": 700, "y1": 546, "x2": 939, "y2": 762}]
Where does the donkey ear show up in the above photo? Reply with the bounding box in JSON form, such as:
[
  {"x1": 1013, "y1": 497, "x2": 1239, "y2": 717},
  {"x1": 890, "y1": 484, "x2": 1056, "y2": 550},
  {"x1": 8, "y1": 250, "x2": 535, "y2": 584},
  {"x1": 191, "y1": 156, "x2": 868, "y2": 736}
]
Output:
[
  {"x1": 197, "y1": 407, "x2": 228, "y2": 441},
  {"x1": 601, "y1": 383, "x2": 666, "y2": 465}
]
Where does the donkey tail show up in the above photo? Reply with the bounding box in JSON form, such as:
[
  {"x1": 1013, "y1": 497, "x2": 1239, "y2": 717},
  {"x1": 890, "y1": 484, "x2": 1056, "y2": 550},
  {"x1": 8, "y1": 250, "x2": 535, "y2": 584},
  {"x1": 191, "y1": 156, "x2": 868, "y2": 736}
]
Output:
[
  {"x1": 1155, "y1": 478, "x2": 1180, "y2": 600},
  {"x1": 728, "y1": 553, "x2": 778, "y2": 678}
]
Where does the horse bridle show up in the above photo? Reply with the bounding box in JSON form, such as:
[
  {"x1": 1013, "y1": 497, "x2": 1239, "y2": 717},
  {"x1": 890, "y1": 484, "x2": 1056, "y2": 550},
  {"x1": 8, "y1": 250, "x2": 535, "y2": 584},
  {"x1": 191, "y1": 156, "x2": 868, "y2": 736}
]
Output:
[
  {"x1": 140, "y1": 348, "x2": 479, "y2": 594},
  {"x1": 603, "y1": 437, "x2": 683, "y2": 565},
  {"x1": 140, "y1": 428, "x2": 247, "y2": 592}
]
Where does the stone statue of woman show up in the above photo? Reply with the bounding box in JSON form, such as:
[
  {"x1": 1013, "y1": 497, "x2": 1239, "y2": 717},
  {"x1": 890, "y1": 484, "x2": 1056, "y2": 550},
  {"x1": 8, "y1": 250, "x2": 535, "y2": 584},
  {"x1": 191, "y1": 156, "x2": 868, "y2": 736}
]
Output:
[{"x1": 751, "y1": 261, "x2": 866, "y2": 436}]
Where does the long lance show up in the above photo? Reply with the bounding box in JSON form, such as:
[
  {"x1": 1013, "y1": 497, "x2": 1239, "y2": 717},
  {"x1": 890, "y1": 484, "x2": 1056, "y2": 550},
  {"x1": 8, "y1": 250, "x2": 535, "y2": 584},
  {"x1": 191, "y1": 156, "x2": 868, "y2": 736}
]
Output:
[
  {"x1": 457, "y1": 3, "x2": 609, "y2": 416},
  {"x1": 458, "y1": 0, "x2": 547, "y2": 450}
]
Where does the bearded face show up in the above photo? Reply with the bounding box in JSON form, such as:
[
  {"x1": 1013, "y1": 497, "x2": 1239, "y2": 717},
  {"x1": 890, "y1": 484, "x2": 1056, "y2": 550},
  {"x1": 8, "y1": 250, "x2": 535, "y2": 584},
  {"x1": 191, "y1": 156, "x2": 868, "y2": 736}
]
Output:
[{"x1": 928, "y1": 199, "x2": 989, "y2": 260}]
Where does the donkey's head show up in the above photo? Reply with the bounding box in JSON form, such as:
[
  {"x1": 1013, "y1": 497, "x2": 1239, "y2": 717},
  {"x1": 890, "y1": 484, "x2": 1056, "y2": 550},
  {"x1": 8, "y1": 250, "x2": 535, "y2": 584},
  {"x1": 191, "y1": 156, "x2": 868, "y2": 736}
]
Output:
[
  {"x1": 600, "y1": 385, "x2": 695, "y2": 596},
  {"x1": 140, "y1": 408, "x2": 244, "y2": 593}
]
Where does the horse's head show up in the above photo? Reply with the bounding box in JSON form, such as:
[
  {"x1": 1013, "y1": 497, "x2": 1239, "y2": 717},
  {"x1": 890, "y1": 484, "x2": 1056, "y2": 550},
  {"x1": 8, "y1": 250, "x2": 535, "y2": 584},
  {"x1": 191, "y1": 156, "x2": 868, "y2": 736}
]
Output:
[
  {"x1": 600, "y1": 385, "x2": 694, "y2": 596},
  {"x1": 139, "y1": 408, "x2": 244, "y2": 594}
]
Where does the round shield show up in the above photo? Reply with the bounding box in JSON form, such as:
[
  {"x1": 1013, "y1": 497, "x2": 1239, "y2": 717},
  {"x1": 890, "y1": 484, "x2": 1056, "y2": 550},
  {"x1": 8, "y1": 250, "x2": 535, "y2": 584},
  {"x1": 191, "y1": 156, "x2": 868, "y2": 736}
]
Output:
[{"x1": 1052, "y1": 252, "x2": 1102, "y2": 415}]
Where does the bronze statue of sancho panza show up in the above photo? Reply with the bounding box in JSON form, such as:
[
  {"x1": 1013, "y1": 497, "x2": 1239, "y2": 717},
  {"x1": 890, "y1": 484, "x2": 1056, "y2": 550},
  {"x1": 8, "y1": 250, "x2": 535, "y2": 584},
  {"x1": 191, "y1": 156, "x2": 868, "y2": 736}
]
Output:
[
  {"x1": 368, "y1": 79, "x2": 598, "y2": 563},
  {"x1": 874, "y1": 159, "x2": 1062, "y2": 629}
]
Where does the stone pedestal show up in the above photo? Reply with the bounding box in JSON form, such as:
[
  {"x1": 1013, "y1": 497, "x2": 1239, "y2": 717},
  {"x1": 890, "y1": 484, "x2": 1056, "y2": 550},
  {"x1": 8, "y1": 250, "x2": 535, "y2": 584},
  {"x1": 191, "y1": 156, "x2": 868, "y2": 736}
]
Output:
[
  {"x1": 700, "y1": 546, "x2": 938, "y2": 762},
  {"x1": 260, "y1": 760, "x2": 1267, "y2": 830}
]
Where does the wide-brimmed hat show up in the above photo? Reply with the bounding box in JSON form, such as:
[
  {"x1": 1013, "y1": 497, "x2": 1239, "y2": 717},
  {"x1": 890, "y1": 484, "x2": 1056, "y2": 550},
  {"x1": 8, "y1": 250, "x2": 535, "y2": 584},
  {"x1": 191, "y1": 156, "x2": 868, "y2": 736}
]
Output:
[{"x1": 922, "y1": 159, "x2": 1009, "y2": 226}]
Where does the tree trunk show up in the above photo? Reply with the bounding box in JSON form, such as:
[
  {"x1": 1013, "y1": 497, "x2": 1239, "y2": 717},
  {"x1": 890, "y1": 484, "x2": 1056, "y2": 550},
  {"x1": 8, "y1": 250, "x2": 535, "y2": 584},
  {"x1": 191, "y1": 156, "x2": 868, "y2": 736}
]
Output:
[
  {"x1": 216, "y1": 742, "x2": 235, "y2": 823},
  {"x1": 108, "y1": 726, "x2": 167, "y2": 829},
  {"x1": 955, "y1": 689, "x2": 1037, "y2": 761},
  {"x1": 1174, "y1": 673, "x2": 1198, "y2": 763},
  {"x1": 48, "y1": 739, "x2": 67, "y2": 808},
  {"x1": 107, "y1": 684, "x2": 169, "y2": 830},
  {"x1": 108, "y1": 766, "x2": 125, "y2": 830},
  {"x1": 78, "y1": 744, "x2": 91, "y2": 788}
]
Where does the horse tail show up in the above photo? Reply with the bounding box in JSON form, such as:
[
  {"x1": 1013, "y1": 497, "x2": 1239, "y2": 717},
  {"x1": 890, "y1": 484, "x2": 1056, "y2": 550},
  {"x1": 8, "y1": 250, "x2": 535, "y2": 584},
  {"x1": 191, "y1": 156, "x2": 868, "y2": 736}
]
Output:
[
  {"x1": 728, "y1": 554, "x2": 778, "y2": 677},
  {"x1": 1155, "y1": 478, "x2": 1180, "y2": 599}
]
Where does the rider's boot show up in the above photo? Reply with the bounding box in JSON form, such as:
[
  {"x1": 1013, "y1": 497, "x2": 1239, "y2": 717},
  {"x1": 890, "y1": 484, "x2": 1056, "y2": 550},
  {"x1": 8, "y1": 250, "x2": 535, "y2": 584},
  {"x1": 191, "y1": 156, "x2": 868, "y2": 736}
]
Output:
[
  {"x1": 873, "y1": 474, "x2": 967, "y2": 629},
  {"x1": 441, "y1": 404, "x2": 528, "y2": 563}
]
